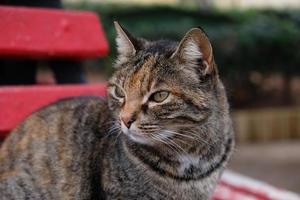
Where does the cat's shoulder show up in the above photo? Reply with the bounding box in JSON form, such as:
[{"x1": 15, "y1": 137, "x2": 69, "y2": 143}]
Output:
[
  {"x1": 4, "y1": 96, "x2": 110, "y2": 145},
  {"x1": 11, "y1": 96, "x2": 109, "y2": 134},
  {"x1": 34, "y1": 96, "x2": 108, "y2": 117}
]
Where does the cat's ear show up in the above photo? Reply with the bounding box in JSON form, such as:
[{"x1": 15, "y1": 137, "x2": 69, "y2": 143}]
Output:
[
  {"x1": 114, "y1": 21, "x2": 138, "y2": 57},
  {"x1": 172, "y1": 27, "x2": 215, "y2": 75}
]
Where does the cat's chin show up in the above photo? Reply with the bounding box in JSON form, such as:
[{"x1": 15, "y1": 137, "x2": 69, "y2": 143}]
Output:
[{"x1": 127, "y1": 132, "x2": 150, "y2": 144}]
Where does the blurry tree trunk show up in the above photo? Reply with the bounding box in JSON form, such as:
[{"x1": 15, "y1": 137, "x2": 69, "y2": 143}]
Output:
[{"x1": 282, "y1": 74, "x2": 292, "y2": 106}]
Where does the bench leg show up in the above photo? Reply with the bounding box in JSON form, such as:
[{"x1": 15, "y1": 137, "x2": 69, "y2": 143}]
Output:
[{"x1": 0, "y1": 59, "x2": 37, "y2": 85}]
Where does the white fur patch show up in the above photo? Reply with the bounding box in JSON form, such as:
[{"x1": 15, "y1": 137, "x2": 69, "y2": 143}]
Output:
[
  {"x1": 182, "y1": 40, "x2": 203, "y2": 62},
  {"x1": 116, "y1": 35, "x2": 135, "y2": 56},
  {"x1": 177, "y1": 152, "x2": 223, "y2": 177},
  {"x1": 178, "y1": 154, "x2": 200, "y2": 175}
]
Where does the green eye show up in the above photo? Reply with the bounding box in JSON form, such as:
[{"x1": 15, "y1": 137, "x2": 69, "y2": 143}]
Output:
[
  {"x1": 151, "y1": 91, "x2": 169, "y2": 103},
  {"x1": 114, "y1": 86, "x2": 125, "y2": 98}
]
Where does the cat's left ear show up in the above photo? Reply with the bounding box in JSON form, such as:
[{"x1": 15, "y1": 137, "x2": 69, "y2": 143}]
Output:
[
  {"x1": 114, "y1": 21, "x2": 138, "y2": 57},
  {"x1": 171, "y1": 27, "x2": 215, "y2": 75}
]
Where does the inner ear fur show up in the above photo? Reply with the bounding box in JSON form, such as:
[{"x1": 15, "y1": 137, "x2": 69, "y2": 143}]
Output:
[
  {"x1": 172, "y1": 27, "x2": 215, "y2": 75},
  {"x1": 114, "y1": 21, "x2": 139, "y2": 57}
]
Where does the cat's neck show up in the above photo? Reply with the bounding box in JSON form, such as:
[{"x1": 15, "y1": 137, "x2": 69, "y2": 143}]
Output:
[{"x1": 122, "y1": 135, "x2": 233, "y2": 181}]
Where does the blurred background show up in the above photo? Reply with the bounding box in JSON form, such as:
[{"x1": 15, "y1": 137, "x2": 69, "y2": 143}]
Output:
[{"x1": 4, "y1": 0, "x2": 300, "y2": 194}]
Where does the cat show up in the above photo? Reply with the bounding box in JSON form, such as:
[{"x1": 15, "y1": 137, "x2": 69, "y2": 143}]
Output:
[{"x1": 0, "y1": 22, "x2": 234, "y2": 200}]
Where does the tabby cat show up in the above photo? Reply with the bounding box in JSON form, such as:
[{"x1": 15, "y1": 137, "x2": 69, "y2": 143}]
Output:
[{"x1": 0, "y1": 22, "x2": 234, "y2": 200}]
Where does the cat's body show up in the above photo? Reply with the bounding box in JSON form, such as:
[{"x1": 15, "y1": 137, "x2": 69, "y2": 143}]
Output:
[{"x1": 0, "y1": 23, "x2": 234, "y2": 200}]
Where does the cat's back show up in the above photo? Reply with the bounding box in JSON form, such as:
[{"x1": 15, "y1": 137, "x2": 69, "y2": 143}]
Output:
[
  {"x1": 0, "y1": 96, "x2": 110, "y2": 199},
  {"x1": 0, "y1": 96, "x2": 109, "y2": 168}
]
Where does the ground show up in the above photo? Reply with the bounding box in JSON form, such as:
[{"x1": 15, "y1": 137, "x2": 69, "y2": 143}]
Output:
[{"x1": 228, "y1": 141, "x2": 300, "y2": 194}]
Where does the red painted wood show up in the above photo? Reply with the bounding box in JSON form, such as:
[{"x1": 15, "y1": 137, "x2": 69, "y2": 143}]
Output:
[
  {"x1": 0, "y1": 6, "x2": 109, "y2": 59},
  {"x1": 0, "y1": 84, "x2": 107, "y2": 137},
  {"x1": 217, "y1": 180, "x2": 271, "y2": 200}
]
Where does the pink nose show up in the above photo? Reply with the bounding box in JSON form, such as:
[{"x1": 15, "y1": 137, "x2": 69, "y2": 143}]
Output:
[{"x1": 121, "y1": 114, "x2": 136, "y2": 129}]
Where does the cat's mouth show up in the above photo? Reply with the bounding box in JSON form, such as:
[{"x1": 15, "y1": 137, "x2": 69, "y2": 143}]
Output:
[
  {"x1": 121, "y1": 122, "x2": 164, "y2": 145},
  {"x1": 126, "y1": 131, "x2": 150, "y2": 144},
  {"x1": 121, "y1": 122, "x2": 175, "y2": 145},
  {"x1": 121, "y1": 122, "x2": 151, "y2": 144}
]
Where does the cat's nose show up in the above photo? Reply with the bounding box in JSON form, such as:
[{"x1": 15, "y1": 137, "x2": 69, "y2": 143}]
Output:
[{"x1": 121, "y1": 114, "x2": 136, "y2": 129}]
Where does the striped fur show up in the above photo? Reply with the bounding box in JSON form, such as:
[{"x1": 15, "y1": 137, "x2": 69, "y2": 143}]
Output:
[{"x1": 0, "y1": 24, "x2": 234, "y2": 200}]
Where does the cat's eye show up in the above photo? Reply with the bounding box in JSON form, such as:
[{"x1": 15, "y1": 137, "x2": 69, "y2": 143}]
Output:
[
  {"x1": 114, "y1": 86, "x2": 125, "y2": 98},
  {"x1": 151, "y1": 91, "x2": 169, "y2": 103}
]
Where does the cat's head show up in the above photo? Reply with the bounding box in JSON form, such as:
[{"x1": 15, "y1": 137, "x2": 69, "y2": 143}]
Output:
[{"x1": 108, "y1": 22, "x2": 220, "y2": 145}]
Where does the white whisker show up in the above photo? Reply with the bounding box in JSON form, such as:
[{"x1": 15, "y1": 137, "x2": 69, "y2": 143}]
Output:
[{"x1": 163, "y1": 130, "x2": 212, "y2": 147}]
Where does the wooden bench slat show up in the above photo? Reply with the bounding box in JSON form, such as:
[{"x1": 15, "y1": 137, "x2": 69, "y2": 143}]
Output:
[
  {"x1": 0, "y1": 6, "x2": 109, "y2": 59},
  {"x1": 0, "y1": 84, "x2": 107, "y2": 137}
]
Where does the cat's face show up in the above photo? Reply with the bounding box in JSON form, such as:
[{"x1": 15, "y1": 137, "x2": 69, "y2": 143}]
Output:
[{"x1": 108, "y1": 22, "x2": 217, "y2": 145}]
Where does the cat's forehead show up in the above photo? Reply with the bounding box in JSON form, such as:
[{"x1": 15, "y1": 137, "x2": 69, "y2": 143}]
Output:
[
  {"x1": 129, "y1": 56, "x2": 152, "y2": 80},
  {"x1": 112, "y1": 54, "x2": 178, "y2": 95},
  {"x1": 123, "y1": 55, "x2": 163, "y2": 95}
]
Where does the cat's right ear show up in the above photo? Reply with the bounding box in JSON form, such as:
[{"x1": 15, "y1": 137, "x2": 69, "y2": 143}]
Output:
[
  {"x1": 171, "y1": 27, "x2": 215, "y2": 76},
  {"x1": 114, "y1": 21, "x2": 138, "y2": 57}
]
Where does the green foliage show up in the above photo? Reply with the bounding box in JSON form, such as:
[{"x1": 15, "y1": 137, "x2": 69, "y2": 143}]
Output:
[{"x1": 67, "y1": 4, "x2": 300, "y2": 75}]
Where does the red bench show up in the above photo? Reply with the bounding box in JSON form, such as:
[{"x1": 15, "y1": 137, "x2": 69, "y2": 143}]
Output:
[
  {"x1": 0, "y1": 84, "x2": 107, "y2": 138},
  {"x1": 0, "y1": 6, "x2": 109, "y2": 138},
  {"x1": 0, "y1": 6, "x2": 109, "y2": 59}
]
